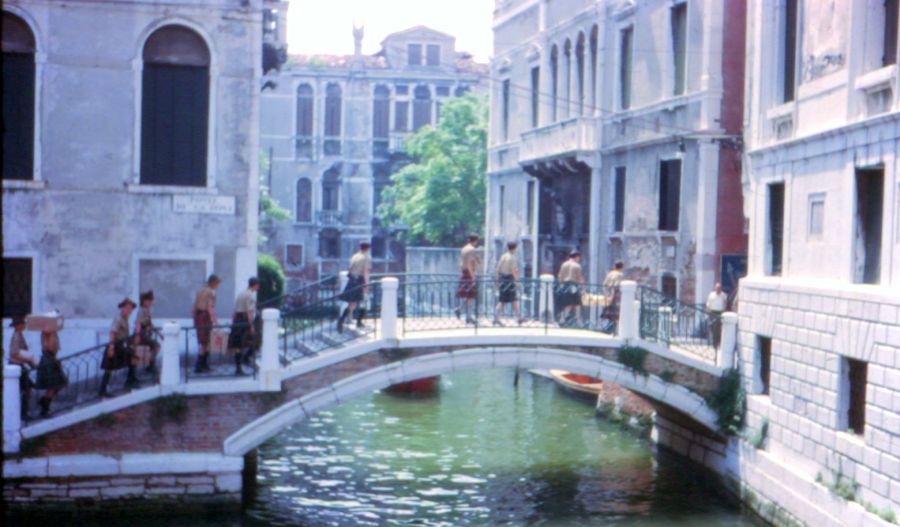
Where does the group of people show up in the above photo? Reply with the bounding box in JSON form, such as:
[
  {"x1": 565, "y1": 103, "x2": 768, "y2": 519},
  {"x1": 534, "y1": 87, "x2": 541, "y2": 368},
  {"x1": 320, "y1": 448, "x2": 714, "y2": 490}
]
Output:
[
  {"x1": 190, "y1": 274, "x2": 261, "y2": 375},
  {"x1": 8, "y1": 317, "x2": 66, "y2": 418}
]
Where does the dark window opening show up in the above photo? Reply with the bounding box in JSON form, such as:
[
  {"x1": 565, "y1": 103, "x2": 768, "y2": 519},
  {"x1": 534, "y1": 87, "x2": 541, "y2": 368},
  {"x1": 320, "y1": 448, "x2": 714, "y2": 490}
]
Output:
[
  {"x1": 499, "y1": 185, "x2": 506, "y2": 228},
  {"x1": 296, "y1": 178, "x2": 312, "y2": 222},
  {"x1": 885, "y1": 0, "x2": 899, "y2": 66},
  {"x1": 2, "y1": 12, "x2": 36, "y2": 181},
  {"x1": 501, "y1": 79, "x2": 510, "y2": 141},
  {"x1": 782, "y1": 0, "x2": 797, "y2": 103},
  {"x1": 855, "y1": 168, "x2": 884, "y2": 284},
  {"x1": 394, "y1": 101, "x2": 409, "y2": 131},
  {"x1": 661, "y1": 274, "x2": 678, "y2": 301},
  {"x1": 436, "y1": 86, "x2": 450, "y2": 97},
  {"x1": 286, "y1": 244, "x2": 304, "y2": 269},
  {"x1": 2, "y1": 257, "x2": 32, "y2": 317},
  {"x1": 671, "y1": 3, "x2": 687, "y2": 95},
  {"x1": 658, "y1": 159, "x2": 681, "y2": 231},
  {"x1": 371, "y1": 236, "x2": 387, "y2": 259},
  {"x1": 551, "y1": 45, "x2": 559, "y2": 121},
  {"x1": 563, "y1": 40, "x2": 572, "y2": 119},
  {"x1": 454, "y1": 85, "x2": 470, "y2": 97},
  {"x1": 620, "y1": 27, "x2": 633, "y2": 109},
  {"x1": 757, "y1": 336, "x2": 772, "y2": 395},
  {"x1": 322, "y1": 169, "x2": 340, "y2": 211},
  {"x1": 396, "y1": 85, "x2": 409, "y2": 96},
  {"x1": 408, "y1": 43, "x2": 422, "y2": 66},
  {"x1": 843, "y1": 358, "x2": 867, "y2": 435},
  {"x1": 614, "y1": 167, "x2": 626, "y2": 232},
  {"x1": 413, "y1": 85, "x2": 431, "y2": 131},
  {"x1": 324, "y1": 83, "x2": 342, "y2": 155},
  {"x1": 426, "y1": 44, "x2": 440, "y2": 66},
  {"x1": 140, "y1": 25, "x2": 210, "y2": 187},
  {"x1": 373, "y1": 85, "x2": 390, "y2": 157},
  {"x1": 295, "y1": 84, "x2": 314, "y2": 158},
  {"x1": 768, "y1": 182, "x2": 785, "y2": 275},
  {"x1": 531, "y1": 66, "x2": 540, "y2": 127},
  {"x1": 576, "y1": 33, "x2": 585, "y2": 115},
  {"x1": 590, "y1": 25, "x2": 599, "y2": 111},
  {"x1": 526, "y1": 180, "x2": 535, "y2": 233},
  {"x1": 319, "y1": 230, "x2": 341, "y2": 259}
]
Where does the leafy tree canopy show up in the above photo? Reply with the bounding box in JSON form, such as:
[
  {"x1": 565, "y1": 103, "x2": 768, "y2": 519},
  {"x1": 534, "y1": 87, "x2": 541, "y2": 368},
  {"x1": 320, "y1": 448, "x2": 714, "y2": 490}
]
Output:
[{"x1": 378, "y1": 94, "x2": 487, "y2": 246}]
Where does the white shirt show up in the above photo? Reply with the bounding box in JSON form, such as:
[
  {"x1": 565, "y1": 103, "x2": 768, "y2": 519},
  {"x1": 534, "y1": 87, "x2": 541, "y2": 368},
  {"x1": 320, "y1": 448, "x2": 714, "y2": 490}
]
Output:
[{"x1": 706, "y1": 291, "x2": 728, "y2": 312}]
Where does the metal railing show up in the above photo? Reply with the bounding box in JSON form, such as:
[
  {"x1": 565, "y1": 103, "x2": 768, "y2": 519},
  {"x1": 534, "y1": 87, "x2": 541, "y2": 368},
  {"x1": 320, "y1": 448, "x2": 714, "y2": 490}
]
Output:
[
  {"x1": 638, "y1": 286, "x2": 719, "y2": 361},
  {"x1": 181, "y1": 321, "x2": 258, "y2": 382},
  {"x1": 260, "y1": 275, "x2": 340, "y2": 311}
]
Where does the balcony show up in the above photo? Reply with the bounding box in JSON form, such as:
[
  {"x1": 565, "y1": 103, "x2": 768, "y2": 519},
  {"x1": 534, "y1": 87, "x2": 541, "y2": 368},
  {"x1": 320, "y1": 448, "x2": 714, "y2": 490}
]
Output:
[
  {"x1": 518, "y1": 116, "x2": 598, "y2": 165},
  {"x1": 316, "y1": 209, "x2": 343, "y2": 226}
]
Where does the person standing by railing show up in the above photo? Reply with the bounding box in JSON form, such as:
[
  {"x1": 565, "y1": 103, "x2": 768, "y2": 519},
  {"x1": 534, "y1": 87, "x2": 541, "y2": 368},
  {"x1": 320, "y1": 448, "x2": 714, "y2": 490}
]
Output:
[
  {"x1": 557, "y1": 250, "x2": 585, "y2": 327},
  {"x1": 193, "y1": 274, "x2": 221, "y2": 373},
  {"x1": 705, "y1": 283, "x2": 728, "y2": 349},
  {"x1": 601, "y1": 261, "x2": 625, "y2": 331},
  {"x1": 455, "y1": 234, "x2": 481, "y2": 325},
  {"x1": 229, "y1": 277, "x2": 260, "y2": 375},
  {"x1": 134, "y1": 290, "x2": 162, "y2": 375},
  {"x1": 493, "y1": 242, "x2": 525, "y2": 326},
  {"x1": 337, "y1": 242, "x2": 372, "y2": 333},
  {"x1": 35, "y1": 327, "x2": 67, "y2": 417},
  {"x1": 99, "y1": 298, "x2": 139, "y2": 397},
  {"x1": 8, "y1": 316, "x2": 36, "y2": 419}
]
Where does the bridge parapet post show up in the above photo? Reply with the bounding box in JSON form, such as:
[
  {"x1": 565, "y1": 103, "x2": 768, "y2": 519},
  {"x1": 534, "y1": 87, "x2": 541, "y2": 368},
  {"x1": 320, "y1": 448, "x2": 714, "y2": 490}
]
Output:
[
  {"x1": 260, "y1": 308, "x2": 281, "y2": 390},
  {"x1": 538, "y1": 274, "x2": 555, "y2": 320},
  {"x1": 3, "y1": 365, "x2": 22, "y2": 453},
  {"x1": 618, "y1": 281, "x2": 638, "y2": 340},
  {"x1": 380, "y1": 277, "x2": 399, "y2": 340},
  {"x1": 719, "y1": 312, "x2": 738, "y2": 369},
  {"x1": 160, "y1": 322, "x2": 181, "y2": 387}
]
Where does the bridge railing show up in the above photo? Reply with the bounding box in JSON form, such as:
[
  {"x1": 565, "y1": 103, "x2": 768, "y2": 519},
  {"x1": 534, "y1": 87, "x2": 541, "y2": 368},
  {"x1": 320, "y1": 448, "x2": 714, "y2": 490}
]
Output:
[
  {"x1": 637, "y1": 286, "x2": 720, "y2": 362},
  {"x1": 180, "y1": 321, "x2": 257, "y2": 382}
]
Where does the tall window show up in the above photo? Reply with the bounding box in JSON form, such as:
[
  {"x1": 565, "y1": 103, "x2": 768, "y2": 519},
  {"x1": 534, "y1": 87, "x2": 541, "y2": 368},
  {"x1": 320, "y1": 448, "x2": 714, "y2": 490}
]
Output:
[
  {"x1": 501, "y1": 79, "x2": 510, "y2": 141},
  {"x1": 841, "y1": 358, "x2": 867, "y2": 435},
  {"x1": 531, "y1": 66, "x2": 540, "y2": 127},
  {"x1": 855, "y1": 168, "x2": 884, "y2": 284},
  {"x1": 295, "y1": 84, "x2": 314, "y2": 158},
  {"x1": 394, "y1": 100, "x2": 409, "y2": 131},
  {"x1": 658, "y1": 159, "x2": 681, "y2": 231},
  {"x1": 413, "y1": 85, "x2": 432, "y2": 131},
  {"x1": 426, "y1": 44, "x2": 440, "y2": 66},
  {"x1": 885, "y1": 0, "x2": 899, "y2": 66},
  {"x1": 767, "y1": 182, "x2": 785, "y2": 275},
  {"x1": 322, "y1": 169, "x2": 340, "y2": 211},
  {"x1": 526, "y1": 180, "x2": 535, "y2": 233},
  {"x1": 576, "y1": 33, "x2": 585, "y2": 115},
  {"x1": 319, "y1": 229, "x2": 341, "y2": 259},
  {"x1": 140, "y1": 25, "x2": 210, "y2": 186},
  {"x1": 2, "y1": 257, "x2": 32, "y2": 317},
  {"x1": 781, "y1": 0, "x2": 798, "y2": 103},
  {"x1": 285, "y1": 244, "x2": 304, "y2": 271},
  {"x1": 2, "y1": 12, "x2": 35, "y2": 181},
  {"x1": 620, "y1": 26, "x2": 633, "y2": 110},
  {"x1": 671, "y1": 3, "x2": 687, "y2": 95},
  {"x1": 755, "y1": 336, "x2": 772, "y2": 395},
  {"x1": 590, "y1": 25, "x2": 599, "y2": 112},
  {"x1": 661, "y1": 274, "x2": 678, "y2": 300},
  {"x1": 550, "y1": 45, "x2": 559, "y2": 121},
  {"x1": 408, "y1": 43, "x2": 422, "y2": 66},
  {"x1": 499, "y1": 185, "x2": 506, "y2": 228},
  {"x1": 324, "y1": 83, "x2": 342, "y2": 155},
  {"x1": 296, "y1": 178, "x2": 312, "y2": 222},
  {"x1": 563, "y1": 39, "x2": 572, "y2": 119},
  {"x1": 373, "y1": 85, "x2": 390, "y2": 157},
  {"x1": 614, "y1": 167, "x2": 626, "y2": 232}
]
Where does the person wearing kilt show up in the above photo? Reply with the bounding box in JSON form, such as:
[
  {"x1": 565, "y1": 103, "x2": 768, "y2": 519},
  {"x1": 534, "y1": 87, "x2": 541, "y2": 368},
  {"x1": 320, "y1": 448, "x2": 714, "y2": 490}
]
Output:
[
  {"x1": 601, "y1": 262, "x2": 625, "y2": 330},
  {"x1": 493, "y1": 242, "x2": 525, "y2": 326},
  {"x1": 557, "y1": 250, "x2": 584, "y2": 326},
  {"x1": 230, "y1": 277, "x2": 260, "y2": 376},
  {"x1": 193, "y1": 275, "x2": 221, "y2": 373},
  {"x1": 36, "y1": 329, "x2": 67, "y2": 416},
  {"x1": 337, "y1": 242, "x2": 372, "y2": 333},
  {"x1": 134, "y1": 290, "x2": 161, "y2": 374},
  {"x1": 455, "y1": 234, "x2": 481, "y2": 325},
  {"x1": 8, "y1": 316, "x2": 37, "y2": 419},
  {"x1": 99, "y1": 298, "x2": 139, "y2": 397}
]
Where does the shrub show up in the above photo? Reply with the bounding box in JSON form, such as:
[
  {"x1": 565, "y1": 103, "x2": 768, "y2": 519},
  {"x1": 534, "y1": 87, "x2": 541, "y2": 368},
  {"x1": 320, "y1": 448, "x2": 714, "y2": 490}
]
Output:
[
  {"x1": 617, "y1": 346, "x2": 649, "y2": 377},
  {"x1": 707, "y1": 368, "x2": 745, "y2": 436},
  {"x1": 258, "y1": 253, "x2": 285, "y2": 308}
]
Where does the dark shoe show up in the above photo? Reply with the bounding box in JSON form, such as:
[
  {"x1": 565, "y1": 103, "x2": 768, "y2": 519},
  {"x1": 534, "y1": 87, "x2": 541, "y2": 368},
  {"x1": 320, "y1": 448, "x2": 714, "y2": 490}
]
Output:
[{"x1": 39, "y1": 397, "x2": 50, "y2": 418}]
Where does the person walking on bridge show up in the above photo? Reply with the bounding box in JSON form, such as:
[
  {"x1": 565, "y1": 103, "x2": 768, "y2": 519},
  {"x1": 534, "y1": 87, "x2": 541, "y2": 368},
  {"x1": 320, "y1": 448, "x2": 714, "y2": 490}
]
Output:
[
  {"x1": 8, "y1": 316, "x2": 36, "y2": 419},
  {"x1": 557, "y1": 250, "x2": 584, "y2": 327},
  {"x1": 455, "y1": 234, "x2": 481, "y2": 324},
  {"x1": 337, "y1": 242, "x2": 372, "y2": 333},
  {"x1": 705, "y1": 282, "x2": 728, "y2": 349},
  {"x1": 601, "y1": 262, "x2": 625, "y2": 332},
  {"x1": 493, "y1": 242, "x2": 525, "y2": 326},
  {"x1": 230, "y1": 277, "x2": 260, "y2": 375},
  {"x1": 193, "y1": 274, "x2": 221, "y2": 373},
  {"x1": 134, "y1": 290, "x2": 161, "y2": 375},
  {"x1": 99, "y1": 298, "x2": 138, "y2": 398}
]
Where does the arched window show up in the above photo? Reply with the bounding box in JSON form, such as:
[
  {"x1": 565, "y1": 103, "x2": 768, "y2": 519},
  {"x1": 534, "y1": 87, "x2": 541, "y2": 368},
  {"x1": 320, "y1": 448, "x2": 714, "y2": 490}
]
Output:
[
  {"x1": 372, "y1": 85, "x2": 390, "y2": 157},
  {"x1": 322, "y1": 168, "x2": 340, "y2": 211},
  {"x1": 576, "y1": 33, "x2": 585, "y2": 116},
  {"x1": 295, "y1": 177, "x2": 312, "y2": 222},
  {"x1": 324, "y1": 83, "x2": 342, "y2": 155},
  {"x1": 563, "y1": 39, "x2": 572, "y2": 119},
  {"x1": 412, "y1": 85, "x2": 431, "y2": 131},
  {"x1": 140, "y1": 25, "x2": 210, "y2": 186},
  {"x1": 590, "y1": 25, "x2": 599, "y2": 112},
  {"x1": 2, "y1": 12, "x2": 36, "y2": 181},
  {"x1": 295, "y1": 84, "x2": 314, "y2": 158},
  {"x1": 550, "y1": 45, "x2": 558, "y2": 122}
]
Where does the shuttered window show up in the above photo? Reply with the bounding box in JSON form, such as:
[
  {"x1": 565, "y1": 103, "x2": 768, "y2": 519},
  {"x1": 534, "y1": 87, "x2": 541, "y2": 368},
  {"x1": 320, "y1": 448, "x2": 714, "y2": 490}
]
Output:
[
  {"x1": 620, "y1": 27, "x2": 633, "y2": 109},
  {"x1": 373, "y1": 85, "x2": 390, "y2": 157},
  {"x1": 413, "y1": 85, "x2": 431, "y2": 131},
  {"x1": 614, "y1": 167, "x2": 626, "y2": 232},
  {"x1": 671, "y1": 3, "x2": 687, "y2": 95},
  {"x1": 768, "y1": 182, "x2": 785, "y2": 275},
  {"x1": 296, "y1": 178, "x2": 312, "y2": 222},
  {"x1": 295, "y1": 84, "x2": 314, "y2": 158},
  {"x1": 324, "y1": 83, "x2": 342, "y2": 155},
  {"x1": 885, "y1": 0, "x2": 899, "y2": 66},
  {"x1": 782, "y1": 0, "x2": 797, "y2": 103},
  {"x1": 531, "y1": 66, "x2": 540, "y2": 127},
  {"x1": 658, "y1": 159, "x2": 681, "y2": 231},
  {"x1": 2, "y1": 13, "x2": 36, "y2": 181},
  {"x1": 140, "y1": 26, "x2": 210, "y2": 187}
]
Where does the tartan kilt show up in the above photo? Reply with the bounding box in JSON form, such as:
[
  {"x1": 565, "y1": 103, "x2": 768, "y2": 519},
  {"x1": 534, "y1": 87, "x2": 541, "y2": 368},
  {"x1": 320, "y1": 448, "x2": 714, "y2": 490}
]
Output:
[
  {"x1": 101, "y1": 340, "x2": 132, "y2": 371},
  {"x1": 339, "y1": 275, "x2": 366, "y2": 303},
  {"x1": 498, "y1": 274, "x2": 517, "y2": 303},
  {"x1": 228, "y1": 313, "x2": 254, "y2": 349},
  {"x1": 194, "y1": 310, "x2": 212, "y2": 346},
  {"x1": 456, "y1": 270, "x2": 477, "y2": 299}
]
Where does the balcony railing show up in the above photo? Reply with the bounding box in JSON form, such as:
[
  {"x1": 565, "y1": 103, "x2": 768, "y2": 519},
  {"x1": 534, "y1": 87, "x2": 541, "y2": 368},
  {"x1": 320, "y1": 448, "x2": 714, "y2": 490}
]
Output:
[
  {"x1": 518, "y1": 116, "x2": 598, "y2": 164},
  {"x1": 316, "y1": 209, "x2": 342, "y2": 226},
  {"x1": 293, "y1": 136, "x2": 407, "y2": 161}
]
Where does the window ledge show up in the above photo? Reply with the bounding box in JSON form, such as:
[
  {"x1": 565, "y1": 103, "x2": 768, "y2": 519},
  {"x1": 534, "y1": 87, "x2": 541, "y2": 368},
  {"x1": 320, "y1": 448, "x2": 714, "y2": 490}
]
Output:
[
  {"x1": 126, "y1": 184, "x2": 218, "y2": 195},
  {"x1": 2, "y1": 179, "x2": 46, "y2": 190},
  {"x1": 855, "y1": 64, "x2": 897, "y2": 92},
  {"x1": 766, "y1": 101, "x2": 794, "y2": 121}
]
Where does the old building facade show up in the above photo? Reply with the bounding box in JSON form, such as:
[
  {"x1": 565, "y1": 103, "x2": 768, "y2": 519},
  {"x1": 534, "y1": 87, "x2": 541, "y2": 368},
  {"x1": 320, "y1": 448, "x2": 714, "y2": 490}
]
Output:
[
  {"x1": 737, "y1": 0, "x2": 900, "y2": 520},
  {"x1": 2, "y1": 0, "x2": 280, "y2": 348},
  {"x1": 486, "y1": 0, "x2": 746, "y2": 303},
  {"x1": 259, "y1": 26, "x2": 486, "y2": 285}
]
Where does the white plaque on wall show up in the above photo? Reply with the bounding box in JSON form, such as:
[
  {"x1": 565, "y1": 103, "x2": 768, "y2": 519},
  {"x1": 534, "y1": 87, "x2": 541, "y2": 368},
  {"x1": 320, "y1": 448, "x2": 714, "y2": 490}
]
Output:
[{"x1": 172, "y1": 194, "x2": 236, "y2": 215}]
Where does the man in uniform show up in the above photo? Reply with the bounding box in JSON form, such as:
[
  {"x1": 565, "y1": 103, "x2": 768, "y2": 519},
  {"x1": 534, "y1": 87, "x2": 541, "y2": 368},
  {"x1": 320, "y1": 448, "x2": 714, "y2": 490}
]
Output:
[
  {"x1": 193, "y1": 274, "x2": 221, "y2": 373},
  {"x1": 455, "y1": 234, "x2": 481, "y2": 324},
  {"x1": 337, "y1": 242, "x2": 372, "y2": 333},
  {"x1": 230, "y1": 277, "x2": 260, "y2": 375},
  {"x1": 601, "y1": 261, "x2": 626, "y2": 331},
  {"x1": 100, "y1": 298, "x2": 138, "y2": 397},
  {"x1": 494, "y1": 242, "x2": 525, "y2": 326},
  {"x1": 134, "y1": 290, "x2": 161, "y2": 375},
  {"x1": 8, "y1": 316, "x2": 36, "y2": 419},
  {"x1": 557, "y1": 250, "x2": 585, "y2": 326}
]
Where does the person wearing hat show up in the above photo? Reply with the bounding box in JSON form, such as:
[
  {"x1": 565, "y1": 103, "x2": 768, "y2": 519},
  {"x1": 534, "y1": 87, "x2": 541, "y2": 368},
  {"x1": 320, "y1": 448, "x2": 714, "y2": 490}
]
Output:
[
  {"x1": 8, "y1": 316, "x2": 37, "y2": 419},
  {"x1": 229, "y1": 277, "x2": 260, "y2": 375},
  {"x1": 337, "y1": 242, "x2": 372, "y2": 333},
  {"x1": 556, "y1": 250, "x2": 585, "y2": 326},
  {"x1": 99, "y1": 298, "x2": 139, "y2": 397},
  {"x1": 193, "y1": 274, "x2": 221, "y2": 373},
  {"x1": 36, "y1": 324, "x2": 67, "y2": 417},
  {"x1": 134, "y1": 290, "x2": 162, "y2": 375}
]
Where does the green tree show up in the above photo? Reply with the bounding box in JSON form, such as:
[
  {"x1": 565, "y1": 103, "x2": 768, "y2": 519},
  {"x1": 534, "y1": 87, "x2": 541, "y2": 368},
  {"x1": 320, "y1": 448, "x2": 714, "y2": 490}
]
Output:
[
  {"x1": 378, "y1": 94, "x2": 487, "y2": 246},
  {"x1": 257, "y1": 253, "x2": 285, "y2": 307}
]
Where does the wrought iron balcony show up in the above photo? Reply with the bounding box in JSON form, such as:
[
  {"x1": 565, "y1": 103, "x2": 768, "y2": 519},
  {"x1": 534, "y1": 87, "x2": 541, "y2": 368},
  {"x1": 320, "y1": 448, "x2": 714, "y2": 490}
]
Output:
[{"x1": 518, "y1": 116, "x2": 598, "y2": 164}]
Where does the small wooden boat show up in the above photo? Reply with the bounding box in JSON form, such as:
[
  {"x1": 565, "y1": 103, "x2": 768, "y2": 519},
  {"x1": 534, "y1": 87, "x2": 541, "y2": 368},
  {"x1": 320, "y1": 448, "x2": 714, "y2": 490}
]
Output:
[
  {"x1": 548, "y1": 369, "x2": 602, "y2": 396},
  {"x1": 385, "y1": 376, "x2": 440, "y2": 394}
]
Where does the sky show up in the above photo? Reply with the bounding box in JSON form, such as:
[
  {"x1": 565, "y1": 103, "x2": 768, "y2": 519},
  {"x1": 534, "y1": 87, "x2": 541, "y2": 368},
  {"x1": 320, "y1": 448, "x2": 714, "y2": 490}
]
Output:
[{"x1": 286, "y1": 0, "x2": 495, "y2": 62}]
